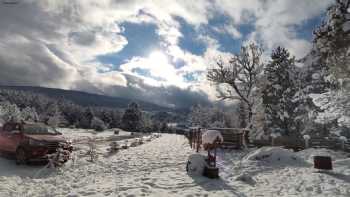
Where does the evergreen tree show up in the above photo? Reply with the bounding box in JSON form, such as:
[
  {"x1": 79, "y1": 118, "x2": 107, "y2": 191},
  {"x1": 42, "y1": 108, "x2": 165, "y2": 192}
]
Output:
[
  {"x1": 21, "y1": 106, "x2": 39, "y2": 122},
  {"x1": 313, "y1": 0, "x2": 350, "y2": 79},
  {"x1": 0, "y1": 102, "x2": 22, "y2": 122},
  {"x1": 79, "y1": 108, "x2": 94, "y2": 129},
  {"x1": 91, "y1": 116, "x2": 107, "y2": 131},
  {"x1": 307, "y1": 0, "x2": 350, "y2": 135},
  {"x1": 121, "y1": 102, "x2": 143, "y2": 132},
  {"x1": 262, "y1": 47, "x2": 298, "y2": 137}
]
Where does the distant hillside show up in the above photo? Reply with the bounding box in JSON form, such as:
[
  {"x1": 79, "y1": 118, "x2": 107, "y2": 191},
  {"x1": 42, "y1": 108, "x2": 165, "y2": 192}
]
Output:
[{"x1": 0, "y1": 86, "x2": 171, "y2": 111}]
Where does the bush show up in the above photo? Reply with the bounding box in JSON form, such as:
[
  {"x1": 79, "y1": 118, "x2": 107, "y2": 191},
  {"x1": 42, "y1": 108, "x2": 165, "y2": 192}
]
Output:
[{"x1": 91, "y1": 117, "x2": 106, "y2": 131}]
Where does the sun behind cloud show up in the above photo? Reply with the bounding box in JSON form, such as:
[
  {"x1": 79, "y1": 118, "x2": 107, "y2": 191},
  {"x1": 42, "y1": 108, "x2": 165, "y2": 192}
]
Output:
[{"x1": 148, "y1": 51, "x2": 168, "y2": 64}]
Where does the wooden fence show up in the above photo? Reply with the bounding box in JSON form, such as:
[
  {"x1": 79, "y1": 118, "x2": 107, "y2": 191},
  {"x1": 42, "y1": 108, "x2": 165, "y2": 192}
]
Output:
[
  {"x1": 210, "y1": 128, "x2": 246, "y2": 149},
  {"x1": 252, "y1": 136, "x2": 350, "y2": 152},
  {"x1": 186, "y1": 127, "x2": 350, "y2": 152},
  {"x1": 308, "y1": 137, "x2": 350, "y2": 152}
]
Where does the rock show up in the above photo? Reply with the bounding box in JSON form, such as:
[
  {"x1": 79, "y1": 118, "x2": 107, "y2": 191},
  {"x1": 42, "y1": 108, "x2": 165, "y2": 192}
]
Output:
[
  {"x1": 236, "y1": 173, "x2": 256, "y2": 185},
  {"x1": 343, "y1": 21, "x2": 350, "y2": 32}
]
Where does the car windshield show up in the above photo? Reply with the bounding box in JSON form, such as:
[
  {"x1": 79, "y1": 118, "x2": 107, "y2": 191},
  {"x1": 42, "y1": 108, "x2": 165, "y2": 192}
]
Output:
[{"x1": 22, "y1": 125, "x2": 58, "y2": 135}]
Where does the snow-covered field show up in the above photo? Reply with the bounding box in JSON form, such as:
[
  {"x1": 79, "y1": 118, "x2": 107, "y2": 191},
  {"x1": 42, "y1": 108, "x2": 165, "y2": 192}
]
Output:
[{"x1": 0, "y1": 129, "x2": 349, "y2": 197}]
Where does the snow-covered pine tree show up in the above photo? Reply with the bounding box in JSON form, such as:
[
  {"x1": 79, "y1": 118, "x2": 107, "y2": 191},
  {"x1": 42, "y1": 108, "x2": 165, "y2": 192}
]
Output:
[
  {"x1": 21, "y1": 106, "x2": 39, "y2": 122},
  {"x1": 309, "y1": 0, "x2": 350, "y2": 135},
  {"x1": 79, "y1": 108, "x2": 94, "y2": 129},
  {"x1": 110, "y1": 109, "x2": 122, "y2": 128},
  {"x1": 209, "y1": 107, "x2": 226, "y2": 128},
  {"x1": 189, "y1": 104, "x2": 208, "y2": 128},
  {"x1": 121, "y1": 102, "x2": 144, "y2": 132},
  {"x1": 189, "y1": 105, "x2": 227, "y2": 128},
  {"x1": 100, "y1": 110, "x2": 112, "y2": 128},
  {"x1": 314, "y1": 0, "x2": 350, "y2": 79},
  {"x1": 91, "y1": 116, "x2": 106, "y2": 131},
  {"x1": 0, "y1": 102, "x2": 22, "y2": 122},
  {"x1": 262, "y1": 47, "x2": 299, "y2": 137}
]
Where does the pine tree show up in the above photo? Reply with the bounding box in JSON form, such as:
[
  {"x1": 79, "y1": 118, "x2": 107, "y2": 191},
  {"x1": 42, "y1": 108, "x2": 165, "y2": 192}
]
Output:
[
  {"x1": 308, "y1": 0, "x2": 350, "y2": 134},
  {"x1": 79, "y1": 108, "x2": 94, "y2": 129},
  {"x1": 0, "y1": 102, "x2": 22, "y2": 122},
  {"x1": 21, "y1": 106, "x2": 39, "y2": 122},
  {"x1": 189, "y1": 104, "x2": 210, "y2": 128},
  {"x1": 121, "y1": 102, "x2": 144, "y2": 132},
  {"x1": 262, "y1": 47, "x2": 298, "y2": 137},
  {"x1": 91, "y1": 116, "x2": 107, "y2": 131},
  {"x1": 313, "y1": 0, "x2": 350, "y2": 79}
]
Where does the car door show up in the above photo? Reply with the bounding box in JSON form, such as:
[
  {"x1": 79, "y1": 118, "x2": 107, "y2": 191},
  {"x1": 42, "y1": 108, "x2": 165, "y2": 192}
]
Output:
[
  {"x1": 0, "y1": 126, "x2": 7, "y2": 151},
  {"x1": 6, "y1": 124, "x2": 21, "y2": 152},
  {"x1": 0, "y1": 124, "x2": 13, "y2": 152}
]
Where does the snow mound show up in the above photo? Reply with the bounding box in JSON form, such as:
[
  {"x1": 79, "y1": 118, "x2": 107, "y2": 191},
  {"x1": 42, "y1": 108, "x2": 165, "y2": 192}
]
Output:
[
  {"x1": 186, "y1": 154, "x2": 207, "y2": 176},
  {"x1": 236, "y1": 173, "x2": 256, "y2": 185},
  {"x1": 243, "y1": 147, "x2": 307, "y2": 166},
  {"x1": 343, "y1": 21, "x2": 350, "y2": 32},
  {"x1": 303, "y1": 135, "x2": 311, "y2": 140},
  {"x1": 202, "y1": 130, "x2": 223, "y2": 145}
]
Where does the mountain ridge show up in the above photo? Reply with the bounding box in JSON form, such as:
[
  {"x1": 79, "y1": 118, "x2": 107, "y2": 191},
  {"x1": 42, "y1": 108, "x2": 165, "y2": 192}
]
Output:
[{"x1": 0, "y1": 85, "x2": 171, "y2": 112}]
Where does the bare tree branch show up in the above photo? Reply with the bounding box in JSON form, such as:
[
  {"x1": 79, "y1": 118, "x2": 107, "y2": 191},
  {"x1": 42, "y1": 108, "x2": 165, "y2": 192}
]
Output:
[{"x1": 207, "y1": 43, "x2": 264, "y2": 127}]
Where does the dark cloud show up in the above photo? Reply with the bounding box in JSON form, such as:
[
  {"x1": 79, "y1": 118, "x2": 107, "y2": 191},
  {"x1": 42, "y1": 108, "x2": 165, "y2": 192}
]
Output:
[
  {"x1": 91, "y1": 74, "x2": 212, "y2": 108},
  {"x1": 0, "y1": 37, "x2": 77, "y2": 88}
]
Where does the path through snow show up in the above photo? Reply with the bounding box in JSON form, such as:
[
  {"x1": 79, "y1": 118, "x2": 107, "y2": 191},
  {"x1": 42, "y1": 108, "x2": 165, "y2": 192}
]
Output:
[{"x1": 0, "y1": 133, "x2": 350, "y2": 196}]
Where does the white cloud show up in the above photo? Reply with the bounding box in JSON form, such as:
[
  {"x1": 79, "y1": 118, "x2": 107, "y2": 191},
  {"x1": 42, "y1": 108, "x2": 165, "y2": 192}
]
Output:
[{"x1": 0, "y1": 0, "x2": 335, "y2": 107}]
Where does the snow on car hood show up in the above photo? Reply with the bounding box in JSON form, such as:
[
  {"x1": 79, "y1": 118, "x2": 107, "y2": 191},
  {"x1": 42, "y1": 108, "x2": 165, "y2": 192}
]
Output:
[{"x1": 24, "y1": 134, "x2": 67, "y2": 142}]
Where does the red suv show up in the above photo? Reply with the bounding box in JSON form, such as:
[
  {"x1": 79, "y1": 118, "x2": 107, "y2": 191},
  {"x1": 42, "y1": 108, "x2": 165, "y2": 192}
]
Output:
[{"x1": 0, "y1": 121, "x2": 73, "y2": 164}]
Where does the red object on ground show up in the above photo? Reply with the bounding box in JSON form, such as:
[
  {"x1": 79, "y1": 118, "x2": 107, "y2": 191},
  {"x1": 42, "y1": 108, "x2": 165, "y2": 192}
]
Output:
[{"x1": 314, "y1": 156, "x2": 332, "y2": 170}]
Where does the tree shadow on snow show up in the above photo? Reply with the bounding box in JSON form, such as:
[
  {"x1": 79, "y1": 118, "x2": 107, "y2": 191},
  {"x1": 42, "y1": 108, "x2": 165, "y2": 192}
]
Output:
[
  {"x1": 188, "y1": 174, "x2": 248, "y2": 197},
  {"x1": 318, "y1": 171, "x2": 350, "y2": 183},
  {"x1": 0, "y1": 155, "x2": 59, "y2": 178}
]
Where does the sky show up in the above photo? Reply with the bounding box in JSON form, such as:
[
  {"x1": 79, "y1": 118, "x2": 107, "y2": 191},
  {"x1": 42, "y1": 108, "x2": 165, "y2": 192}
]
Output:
[{"x1": 0, "y1": 0, "x2": 334, "y2": 108}]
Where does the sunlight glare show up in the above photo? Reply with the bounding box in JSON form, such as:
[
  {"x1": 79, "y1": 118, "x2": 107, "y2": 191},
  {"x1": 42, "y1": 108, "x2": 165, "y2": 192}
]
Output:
[{"x1": 148, "y1": 51, "x2": 168, "y2": 64}]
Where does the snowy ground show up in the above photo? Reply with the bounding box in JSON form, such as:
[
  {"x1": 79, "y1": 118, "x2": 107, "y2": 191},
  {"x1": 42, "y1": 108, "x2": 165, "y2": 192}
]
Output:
[{"x1": 0, "y1": 129, "x2": 349, "y2": 196}]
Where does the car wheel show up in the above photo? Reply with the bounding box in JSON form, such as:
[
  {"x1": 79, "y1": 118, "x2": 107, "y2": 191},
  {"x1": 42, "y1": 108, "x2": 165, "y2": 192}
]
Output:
[{"x1": 16, "y1": 148, "x2": 27, "y2": 165}]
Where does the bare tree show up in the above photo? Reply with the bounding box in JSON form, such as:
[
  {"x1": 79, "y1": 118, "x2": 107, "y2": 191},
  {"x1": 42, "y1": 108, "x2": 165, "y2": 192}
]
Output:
[{"x1": 207, "y1": 43, "x2": 264, "y2": 129}]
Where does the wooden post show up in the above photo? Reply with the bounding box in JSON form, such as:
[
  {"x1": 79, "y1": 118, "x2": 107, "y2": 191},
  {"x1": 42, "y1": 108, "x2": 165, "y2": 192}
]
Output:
[
  {"x1": 305, "y1": 139, "x2": 309, "y2": 149},
  {"x1": 303, "y1": 135, "x2": 310, "y2": 149},
  {"x1": 339, "y1": 136, "x2": 347, "y2": 150},
  {"x1": 214, "y1": 141, "x2": 217, "y2": 167},
  {"x1": 196, "y1": 129, "x2": 200, "y2": 153}
]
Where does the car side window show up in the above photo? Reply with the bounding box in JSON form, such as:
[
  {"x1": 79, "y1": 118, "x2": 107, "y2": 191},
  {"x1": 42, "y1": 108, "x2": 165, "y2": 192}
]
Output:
[{"x1": 3, "y1": 125, "x2": 12, "y2": 132}]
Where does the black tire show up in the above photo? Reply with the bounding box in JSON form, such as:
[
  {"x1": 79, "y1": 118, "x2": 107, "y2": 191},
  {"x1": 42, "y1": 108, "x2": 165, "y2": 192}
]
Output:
[{"x1": 15, "y1": 147, "x2": 27, "y2": 165}]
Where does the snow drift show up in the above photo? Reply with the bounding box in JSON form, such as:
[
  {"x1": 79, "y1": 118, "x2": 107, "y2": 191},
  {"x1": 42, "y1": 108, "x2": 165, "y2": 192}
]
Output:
[{"x1": 242, "y1": 147, "x2": 308, "y2": 166}]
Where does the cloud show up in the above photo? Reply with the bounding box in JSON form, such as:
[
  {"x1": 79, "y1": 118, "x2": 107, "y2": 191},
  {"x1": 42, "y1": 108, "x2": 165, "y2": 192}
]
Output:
[
  {"x1": 213, "y1": 24, "x2": 242, "y2": 39},
  {"x1": 0, "y1": 35, "x2": 78, "y2": 89},
  {"x1": 99, "y1": 74, "x2": 212, "y2": 109},
  {"x1": 0, "y1": 0, "x2": 334, "y2": 108}
]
